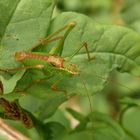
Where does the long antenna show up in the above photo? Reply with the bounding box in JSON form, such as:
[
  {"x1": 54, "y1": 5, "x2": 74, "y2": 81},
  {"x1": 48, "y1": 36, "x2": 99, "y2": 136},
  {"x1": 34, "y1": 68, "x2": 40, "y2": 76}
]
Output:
[{"x1": 81, "y1": 79, "x2": 93, "y2": 113}]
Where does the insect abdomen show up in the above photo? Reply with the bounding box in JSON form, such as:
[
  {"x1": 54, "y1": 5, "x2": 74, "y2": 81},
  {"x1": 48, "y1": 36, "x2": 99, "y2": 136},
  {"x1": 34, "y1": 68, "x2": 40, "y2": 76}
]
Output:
[{"x1": 15, "y1": 51, "x2": 65, "y2": 68}]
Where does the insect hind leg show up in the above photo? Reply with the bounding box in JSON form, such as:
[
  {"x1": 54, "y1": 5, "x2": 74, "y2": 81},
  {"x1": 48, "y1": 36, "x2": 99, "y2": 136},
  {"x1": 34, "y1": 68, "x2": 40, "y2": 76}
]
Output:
[
  {"x1": 29, "y1": 22, "x2": 76, "y2": 52},
  {"x1": 67, "y1": 41, "x2": 96, "y2": 62},
  {"x1": 82, "y1": 42, "x2": 96, "y2": 61}
]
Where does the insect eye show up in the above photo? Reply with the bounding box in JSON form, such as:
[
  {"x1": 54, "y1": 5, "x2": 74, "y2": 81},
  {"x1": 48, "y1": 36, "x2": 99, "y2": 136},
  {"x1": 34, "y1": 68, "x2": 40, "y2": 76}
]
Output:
[{"x1": 15, "y1": 51, "x2": 26, "y2": 61}]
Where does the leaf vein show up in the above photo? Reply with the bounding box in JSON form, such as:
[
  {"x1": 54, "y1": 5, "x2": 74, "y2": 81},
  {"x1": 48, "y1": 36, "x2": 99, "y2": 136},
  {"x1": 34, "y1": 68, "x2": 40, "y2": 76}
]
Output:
[{"x1": 113, "y1": 32, "x2": 128, "y2": 52}]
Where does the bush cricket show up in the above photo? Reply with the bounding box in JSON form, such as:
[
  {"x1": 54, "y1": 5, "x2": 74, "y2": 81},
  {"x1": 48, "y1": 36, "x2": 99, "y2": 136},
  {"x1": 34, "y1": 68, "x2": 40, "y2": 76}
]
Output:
[{"x1": 0, "y1": 22, "x2": 94, "y2": 94}]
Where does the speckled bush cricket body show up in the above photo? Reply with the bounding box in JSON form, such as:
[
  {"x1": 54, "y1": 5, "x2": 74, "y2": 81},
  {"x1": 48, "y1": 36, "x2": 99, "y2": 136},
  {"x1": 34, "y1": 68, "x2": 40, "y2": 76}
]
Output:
[{"x1": 0, "y1": 22, "x2": 93, "y2": 92}]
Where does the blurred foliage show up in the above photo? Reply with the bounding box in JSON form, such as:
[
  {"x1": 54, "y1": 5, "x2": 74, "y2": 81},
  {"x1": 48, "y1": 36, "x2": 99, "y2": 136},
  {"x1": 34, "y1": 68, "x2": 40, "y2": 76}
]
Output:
[
  {"x1": 56, "y1": 0, "x2": 121, "y2": 24},
  {"x1": 121, "y1": 0, "x2": 140, "y2": 34}
]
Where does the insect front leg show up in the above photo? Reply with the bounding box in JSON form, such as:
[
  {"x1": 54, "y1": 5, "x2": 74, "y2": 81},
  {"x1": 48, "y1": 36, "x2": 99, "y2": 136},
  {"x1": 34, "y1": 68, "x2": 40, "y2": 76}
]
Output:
[{"x1": 82, "y1": 42, "x2": 96, "y2": 61}]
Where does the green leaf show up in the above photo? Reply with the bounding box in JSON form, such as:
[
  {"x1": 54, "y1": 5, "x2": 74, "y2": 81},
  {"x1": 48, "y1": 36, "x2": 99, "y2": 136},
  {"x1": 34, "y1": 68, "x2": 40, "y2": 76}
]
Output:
[
  {"x1": 43, "y1": 12, "x2": 140, "y2": 95},
  {"x1": 45, "y1": 122, "x2": 67, "y2": 140},
  {"x1": 61, "y1": 131, "x2": 121, "y2": 140},
  {"x1": 46, "y1": 109, "x2": 71, "y2": 130},
  {"x1": 61, "y1": 111, "x2": 125, "y2": 140},
  {"x1": 110, "y1": 71, "x2": 140, "y2": 96},
  {"x1": 66, "y1": 108, "x2": 85, "y2": 122},
  {"x1": 0, "y1": 0, "x2": 55, "y2": 68},
  {"x1": 119, "y1": 97, "x2": 140, "y2": 106},
  {"x1": 10, "y1": 70, "x2": 70, "y2": 121},
  {"x1": 0, "y1": 70, "x2": 25, "y2": 94},
  {"x1": 87, "y1": 112, "x2": 125, "y2": 138},
  {"x1": 121, "y1": 106, "x2": 140, "y2": 140},
  {"x1": 19, "y1": 93, "x2": 68, "y2": 120},
  {"x1": 0, "y1": 0, "x2": 19, "y2": 38},
  {"x1": 0, "y1": 0, "x2": 56, "y2": 94}
]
